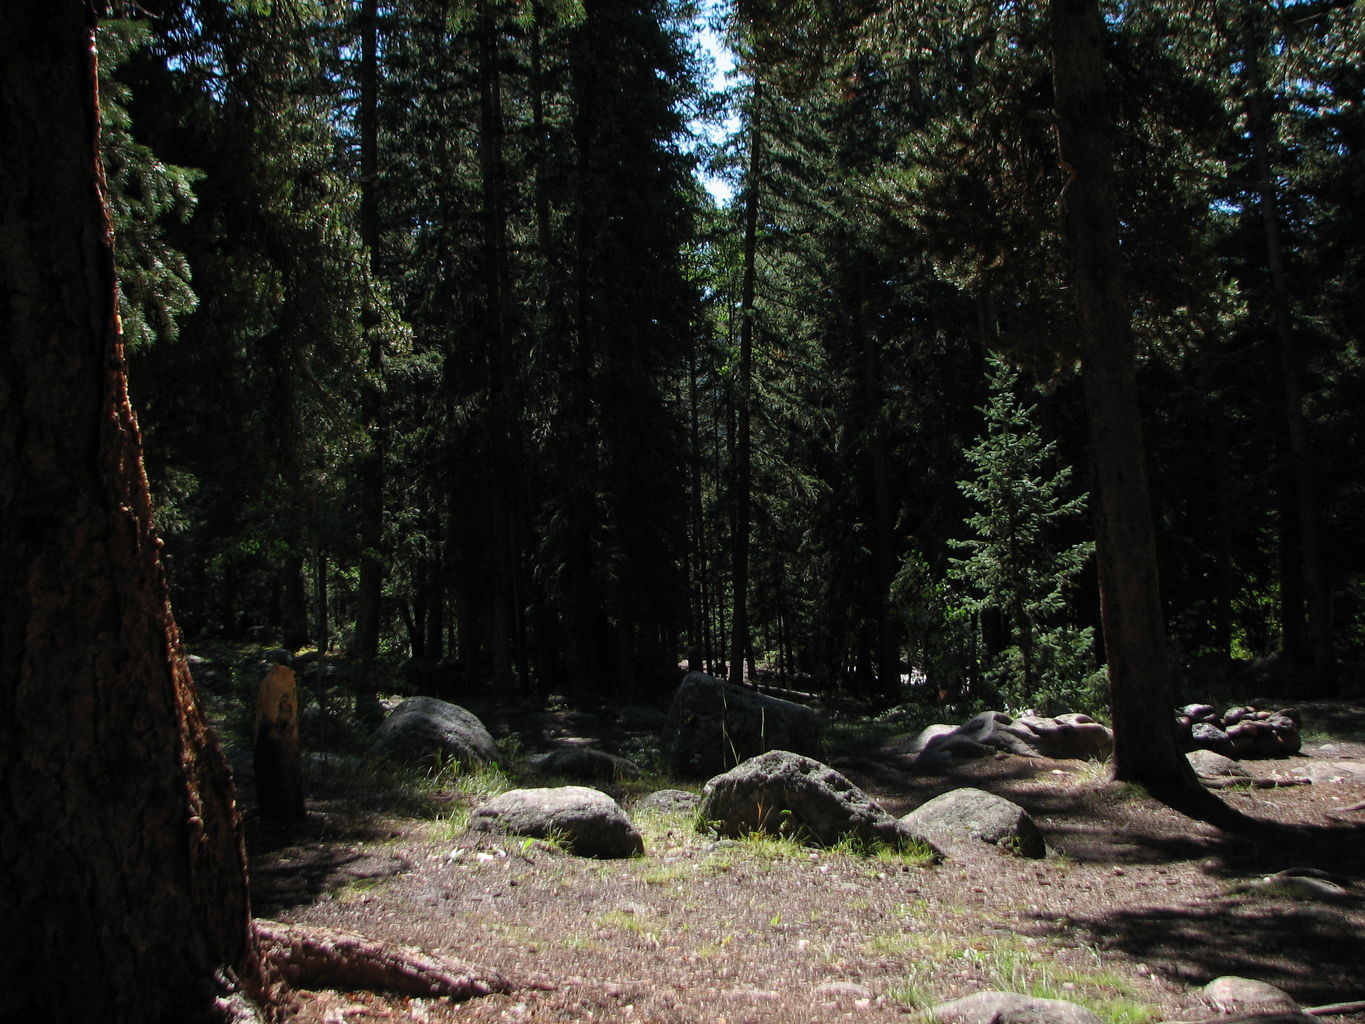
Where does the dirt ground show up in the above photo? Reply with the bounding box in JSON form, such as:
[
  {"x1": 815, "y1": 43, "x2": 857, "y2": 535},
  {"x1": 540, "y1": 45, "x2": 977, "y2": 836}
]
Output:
[{"x1": 241, "y1": 697, "x2": 1365, "y2": 1024}]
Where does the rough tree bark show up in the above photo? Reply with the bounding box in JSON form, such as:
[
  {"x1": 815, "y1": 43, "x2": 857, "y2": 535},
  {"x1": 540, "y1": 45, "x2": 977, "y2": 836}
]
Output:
[
  {"x1": 0, "y1": 4, "x2": 266, "y2": 1019},
  {"x1": 1049, "y1": 0, "x2": 1197, "y2": 792},
  {"x1": 0, "y1": 8, "x2": 512, "y2": 1019}
]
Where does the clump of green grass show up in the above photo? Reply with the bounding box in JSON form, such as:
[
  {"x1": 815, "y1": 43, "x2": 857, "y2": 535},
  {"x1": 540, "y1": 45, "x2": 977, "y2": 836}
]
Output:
[
  {"x1": 874, "y1": 931, "x2": 1157, "y2": 1024},
  {"x1": 829, "y1": 831, "x2": 939, "y2": 867},
  {"x1": 334, "y1": 874, "x2": 392, "y2": 904},
  {"x1": 738, "y1": 828, "x2": 809, "y2": 860},
  {"x1": 1071, "y1": 757, "x2": 1113, "y2": 786}
]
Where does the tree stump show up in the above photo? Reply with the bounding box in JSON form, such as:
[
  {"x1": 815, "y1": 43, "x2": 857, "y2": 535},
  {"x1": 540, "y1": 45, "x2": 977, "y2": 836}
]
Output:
[{"x1": 254, "y1": 665, "x2": 305, "y2": 822}]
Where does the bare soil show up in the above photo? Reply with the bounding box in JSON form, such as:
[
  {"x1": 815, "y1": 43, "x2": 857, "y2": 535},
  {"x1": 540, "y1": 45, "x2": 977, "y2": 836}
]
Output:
[{"x1": 240, "y1": 697, "x2": 1365, "y2": 1024}]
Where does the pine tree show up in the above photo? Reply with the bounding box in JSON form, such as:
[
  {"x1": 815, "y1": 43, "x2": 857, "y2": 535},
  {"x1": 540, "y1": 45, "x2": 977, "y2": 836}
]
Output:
[
  {"x1": 97, "y1": 18, "x2": 201, "y2": 354},
  {"x1": 951, "y1": 360, "x2": 1100, "y2": 713}
]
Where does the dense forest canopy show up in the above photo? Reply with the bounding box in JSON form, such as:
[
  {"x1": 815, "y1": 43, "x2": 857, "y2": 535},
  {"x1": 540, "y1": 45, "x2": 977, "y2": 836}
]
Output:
[{"x1": 103, "y1": 0, "x2": 1364, "y2": 714}]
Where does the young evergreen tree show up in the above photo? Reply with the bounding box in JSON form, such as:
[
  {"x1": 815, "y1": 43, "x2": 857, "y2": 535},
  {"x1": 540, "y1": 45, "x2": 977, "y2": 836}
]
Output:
[{"x1": 951, "y1": 360, "x2": 1100, "y2": 713}]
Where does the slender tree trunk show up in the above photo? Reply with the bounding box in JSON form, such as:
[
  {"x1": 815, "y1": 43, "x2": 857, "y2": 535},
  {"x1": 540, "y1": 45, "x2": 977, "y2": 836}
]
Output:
[
  {"x1": 530, "y1": 8, "x2": 553, "y2": 257},
  {"x1": 857, "y1": 257, "x2": 898, "y2": 707},
  {"x1": 282, "y1": 554, "x2": 309, "y2": 649},
  {"x1": 315, "y1": 550, "x2": 330, "y2": 656},
  {"x1": 0, "y1": 5, "x2": 265, "y2": 1018},
  {"x1": 729, "y1": 75, "x2": 763, "y2": 687},
  {"x1": 1213, "y1": 431, "x2": 1235, "y2": 664},
  {"x1": 1050, "y1": 0, "x2": 1196, "y2": 791},
  {"x1": 477, "y1": 0, "x2": 519, "y2": 693},
  {"x1": 687, "y1": 332, "x2": 709, "y2": 671},
  {"x1": 1277, "y1": 480, "x2": 1309, "y2": 662},
  {"x1": 354, "y1": 0, "x2": 385, "y2": 703},
  {"x1": 1241, "y1": 26, "x2": 1337, "y2": 695}
]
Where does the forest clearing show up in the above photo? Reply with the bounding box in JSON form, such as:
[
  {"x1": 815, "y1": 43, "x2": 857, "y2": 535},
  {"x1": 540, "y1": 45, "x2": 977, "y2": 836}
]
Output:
[{"x1": 215, "y1": 657, "x2": 1365, "y2": 1024}]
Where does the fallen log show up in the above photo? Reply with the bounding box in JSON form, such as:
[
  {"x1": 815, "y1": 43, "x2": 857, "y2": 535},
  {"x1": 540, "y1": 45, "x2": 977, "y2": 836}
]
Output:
[{"x1": 254, "y1": 919, "x2": 511, "y2": 1001}]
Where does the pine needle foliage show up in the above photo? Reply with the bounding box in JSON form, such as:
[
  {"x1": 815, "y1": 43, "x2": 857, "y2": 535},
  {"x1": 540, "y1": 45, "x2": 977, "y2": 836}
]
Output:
[{"x1": 950, "y1": 359, "x2": 1102, "y2": 715}]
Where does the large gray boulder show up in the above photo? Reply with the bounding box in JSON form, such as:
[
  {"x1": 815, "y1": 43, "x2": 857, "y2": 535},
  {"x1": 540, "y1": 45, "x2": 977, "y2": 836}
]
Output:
[
  {"x1": 368, "y1": 696, "x2": 498, "y2": 767},
  {"x1": 698, "y1": 750, "x2": 938, "y2": 852},
  {"x1": 467, "y1": 786, "x2": 644, "y2": 858},
  {"x1": 662, "y1": 672, "x2": 822, "y2": 778},
  {"x1": 901, "y1": 787, "x2": 1046, "y2": 858},
  {"x1": 930, "y1": 992, "x2": 1103, "y2": 1024}
]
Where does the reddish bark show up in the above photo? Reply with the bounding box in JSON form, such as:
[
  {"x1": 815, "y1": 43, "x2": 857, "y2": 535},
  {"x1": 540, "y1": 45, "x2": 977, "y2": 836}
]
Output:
[{"x1": 0, "y1": 5, "x2": 264, "y2": 1019}]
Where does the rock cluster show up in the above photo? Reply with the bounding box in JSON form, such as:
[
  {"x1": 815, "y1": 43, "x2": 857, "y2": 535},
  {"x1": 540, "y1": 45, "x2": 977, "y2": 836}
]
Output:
[
  {"x1": 1178, "y1": 703, "x2": 1301, "y2": 758},
  {"x1": 893, "y1": 710, "x2": 1113, "y2": 763}
]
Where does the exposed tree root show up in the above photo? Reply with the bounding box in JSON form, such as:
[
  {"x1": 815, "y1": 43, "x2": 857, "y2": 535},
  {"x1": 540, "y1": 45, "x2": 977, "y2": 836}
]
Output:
[
  {"x1": 254, "y1": 919, "x2": 512, "y2": 1002},
  {"x1": 1199, "y1": 776, "x2": 1311, "y2": 790}
]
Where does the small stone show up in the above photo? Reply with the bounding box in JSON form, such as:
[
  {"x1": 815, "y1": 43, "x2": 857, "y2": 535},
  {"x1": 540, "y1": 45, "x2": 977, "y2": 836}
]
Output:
[{"x1": 1187, "y1": 750, "x2": 1250, "y2": 779}]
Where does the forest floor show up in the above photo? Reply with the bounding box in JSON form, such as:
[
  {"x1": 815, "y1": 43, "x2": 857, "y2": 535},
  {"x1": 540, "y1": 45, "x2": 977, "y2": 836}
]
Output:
[{"x1": 217, "y1": 667, "x2": 1365, "y2": 1024}]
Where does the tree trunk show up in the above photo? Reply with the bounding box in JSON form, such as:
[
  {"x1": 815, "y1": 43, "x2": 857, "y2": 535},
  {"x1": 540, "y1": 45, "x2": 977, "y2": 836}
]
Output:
[
  {"x1": 353, "y1": 0, "x2": 385, "y2": 704},
  {"x1": 1212, "y1": 433, "x2": 1235, "y2": 665},
  {"x1": 1241, "y1": 23, "x2": 1337, "y2": 695},
  {"x1": 314, "y1": 549, "x2": 330, "y2": 656},
  {"x1": 729, "y1": 75, "x2": 763, "y2": 687},
  {"x1": 1050, "y1": 0, "x2": 1196, "y2": 792},
  {"x1": 857, "y1": 257, "x2": 898, "y2": 708},
  {"x1": 281, "y1": 553, "x2": 309, "y2": 650},
  {"x1": 477, "y1": 0, "x2": 520, "y2": 694},
  {"x1": 0, "y1": 5, "x2": 265, "y2": 1018}
]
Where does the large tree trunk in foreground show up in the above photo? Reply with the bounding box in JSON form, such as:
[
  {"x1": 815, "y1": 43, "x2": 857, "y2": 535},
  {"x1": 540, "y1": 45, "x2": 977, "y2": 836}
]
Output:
[
  {"x1": 1050, "y1": 0, "x2": 1196, "y2": 792},
  {"x1": 0, "y1": 5, "x2": 264, "y2": 1019}
]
